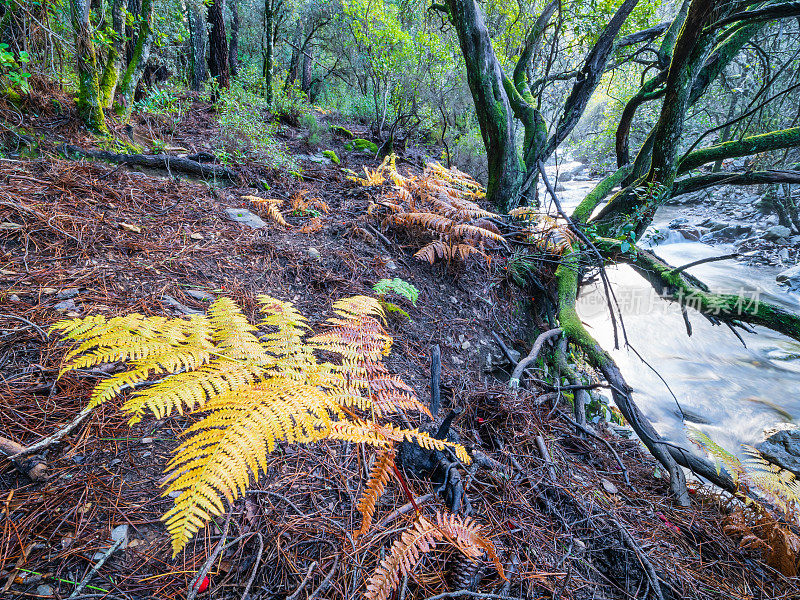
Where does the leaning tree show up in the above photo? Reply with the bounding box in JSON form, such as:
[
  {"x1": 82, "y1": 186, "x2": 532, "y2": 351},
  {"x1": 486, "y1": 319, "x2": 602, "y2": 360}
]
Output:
[{"x1": 440, "y1": 0, "x2": 800, "y2": 503}]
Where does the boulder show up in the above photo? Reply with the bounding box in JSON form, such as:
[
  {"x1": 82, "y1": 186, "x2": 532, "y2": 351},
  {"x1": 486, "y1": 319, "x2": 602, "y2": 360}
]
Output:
[
  {"x1": 776, "y1": 263, "x2": 800, "y2": 290},
  {"x1": 755, "y1": 427, "x2": 800, "y2": 477},
  {"x1": 763, "y1": 225, "x2": 792, "y2": 241},
  {"x1": 668, "y1": 217, "x2": 689, "y2": 229}
]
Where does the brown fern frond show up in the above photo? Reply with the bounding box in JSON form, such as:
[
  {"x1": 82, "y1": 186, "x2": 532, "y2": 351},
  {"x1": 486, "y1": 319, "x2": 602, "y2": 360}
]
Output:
[
  {"x1": 414, "y1": 240, "x2": 449, "y2": 264},
  {"x1": 366, "y1": 511, "x2": 502, "y2": 600},
  {"x1": 298, "y1": 217, "x2": 324, "y2": 233},
  {"x1": 355, "y1": 447, "x2": 397, "y2": 538},
  {"x1": 365, "y1": 516, "x2": 441, "y2": 600},
  {"x1": 389, "y1": 212, "x2": 455, "y2": 234},
  {"x1": 451, "y1": 223, "x2": 504, "y2": 244},
  {"x1": 243, "y1": 195, "x2": 289, "y2": 228}
]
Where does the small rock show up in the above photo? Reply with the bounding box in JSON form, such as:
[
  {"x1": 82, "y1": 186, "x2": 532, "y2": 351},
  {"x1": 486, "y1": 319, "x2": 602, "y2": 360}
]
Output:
[
  {"x1": 307, "y1": 247, "x2": 321, "y2": 260},
  {"x1": 109, "y1": 458, "x2": 121, "y2": 466},
  {"x1": 9, "y1": 294, "x2": 21, "y2": 303},
  {"x1": 777, "y1": 264, "x2": 800, "y2": 291},
  {"x1": 141, "y1": 437, "x2": 154, "y2": 444},
  {"x1": 601, "y1": 478, "x2": 618, "y2": 495},
  {"x1": 778, "y1": 248, "x2": 790, "y2": 262},
  {"x1": 386, "y1": 260, "x2": 398, "y2": 271},
  {"x1": 54, "y1": 299, "x2": 77, "y2": 313},
  {"x1": 41, "y1": 287, "x2": 57, "y2": 295},
  {"x1": 190, "y1": 232, "x2": 204, "y2": 241},
  {"x1": 224, "y1": 208, "x2": 268, "y2": 229},
  {"x1": 111, "y1": 524, "x2": 129, "y2": 549},
  {"x1": 185, "y1": 289, "x2": 214, "y2": 302},
  {"x1": 142, "y1": 451, "x2": 152, "y2": 458},
  {"x1": 35, "y1": 584, "x2": 53, "y2": 597},
  {"x1": 452, "y1": 356, "x2": 463, "y2": 365},
  {"x1": 119, "y1": 222, "x2": 142, "y2": 234},
  {"x1": 460, "y1": 341, "x2": 471, "y2": 350},
  {"x1": 56, "y1": 288, "x2": 80, "y2": 299},
  {"x1": 764, "y1": 225, "x2": 792, "y2": 241},
  {"x1": 668, "y1": 217, "x2": 689, "y2": 229}
]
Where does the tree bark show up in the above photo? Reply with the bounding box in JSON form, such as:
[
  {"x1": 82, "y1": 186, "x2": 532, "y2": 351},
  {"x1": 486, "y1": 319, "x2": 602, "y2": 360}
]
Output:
[
  {"x1": 98, "y1": 0, "x2": 127, "y2": 108},
  {"x1": 264, "y1": 0, "x2": 275, "y2": 104},
  {"x1": 444, "y1": 0, "x2": 524, "y2": 211},
  {"x1": 117, "y1": 0, "x2": 153, "y2": 116},
  {"x1": 69, "y1": 0, "x2": 108, "y2": 133},
  {"x1": 228, "y1": 0, "x2": 239, "y2": 78},
  {"x1": 207, "y1": 0, "x2": 230, "y2": 89},
  {"x1": 187, "y1": 3, "x2": 207, "y2": 91},
  {"x1": 677, "y1": 127, "x2": 800, "y2": 173}
]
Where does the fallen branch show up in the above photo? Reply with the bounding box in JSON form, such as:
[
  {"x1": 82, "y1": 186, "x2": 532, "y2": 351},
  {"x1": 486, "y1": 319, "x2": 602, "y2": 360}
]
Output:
[
  {"x1": 58, "y1": 144, "x2": 238, "y2": 181},
  {"x1": 509, "y1": 328, "x2": 562, "y2": 388}
]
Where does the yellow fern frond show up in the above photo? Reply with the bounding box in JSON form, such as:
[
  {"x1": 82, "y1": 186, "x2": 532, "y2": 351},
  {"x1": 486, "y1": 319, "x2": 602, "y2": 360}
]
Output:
[
  {"x1": 687, "y1": 427, "x2": 747, "y2": 485},
  {"x1": 208, "y1": 297, "x2": 271, "y2": 364},
  {"x1": 355, "y1": 447, "x2": 396, "y2": 538},
  {"x1": 162, "y1": 380, "x2": 337, "y2": 556}
]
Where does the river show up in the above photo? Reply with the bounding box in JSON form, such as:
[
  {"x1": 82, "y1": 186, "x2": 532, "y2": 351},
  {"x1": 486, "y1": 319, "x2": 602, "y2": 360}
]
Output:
[{"x1": 553, "y1": 175, "x2": 800, "y2": 454}]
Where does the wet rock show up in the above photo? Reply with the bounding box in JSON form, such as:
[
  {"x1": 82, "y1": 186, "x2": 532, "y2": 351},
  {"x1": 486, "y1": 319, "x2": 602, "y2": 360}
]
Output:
[
  {"x1": 764, "y1": 225, "x2": 792, "y2": 241},
  {"x1": 755, "y1": 427, "x2": 800, "y2": 477},
  {"x1": 679, "y1": 227, "x2": 704, "y2": 241},
  {"x1": 699, "y1": 218, "x2": 729, "y2": 231},
  {"x1": 668, "y1": 218, "x2": 689, "y2": 229},
  {"x1": 778, "y1": 248, "x2": 790, "y2": 262},
  {"x1": 54, "y1": 298, "x2": 77, "y2": 313},
  {"x1": 224, "y1": 208, "x2": 267, "y2": 229},
  {"x1": 777, "y1": 264, "x2": 800, "y2": 290},
  {"x1": 162, "y1": 295, "x2": 201, "y2": 315}
]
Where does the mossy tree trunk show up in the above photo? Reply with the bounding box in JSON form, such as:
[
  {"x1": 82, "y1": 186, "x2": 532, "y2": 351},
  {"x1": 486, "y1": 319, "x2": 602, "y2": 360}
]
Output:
[
  {"x1": 69, "y1": 0, "x2": 108, "y2": 134},
  {"x1": 98, "y1": 0, "x2": 127, "y2": 109},
  {"x1": 263, "y1": 0, "x2": 275, "y2": 106},
  {"x1": 117, "y1": 0, "x2": 153, "y2": 117}
]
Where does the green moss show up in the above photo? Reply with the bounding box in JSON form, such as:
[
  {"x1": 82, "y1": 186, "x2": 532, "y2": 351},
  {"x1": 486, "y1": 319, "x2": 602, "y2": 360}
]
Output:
[
  {"x1": 330, "y1": 125, "x2": 354, "y2": 139},
  {"x1": 322, "y1": 150, "x2": 340, "y2": 164},
  {"x1": 346, "y1": 138, "x2": 378, "y2": 154}
]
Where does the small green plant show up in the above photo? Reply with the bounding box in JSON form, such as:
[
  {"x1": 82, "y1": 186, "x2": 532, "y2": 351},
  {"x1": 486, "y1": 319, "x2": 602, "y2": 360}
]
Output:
[
  {"x1": 372, "y1": 278, "x2": 419, "y2": 321},
  {"x1": 0, "y1": 44, "x2": 31, "y2": 94},
  {"x1": 346, "y1": 138, "x2": 379, "y2": 154}
]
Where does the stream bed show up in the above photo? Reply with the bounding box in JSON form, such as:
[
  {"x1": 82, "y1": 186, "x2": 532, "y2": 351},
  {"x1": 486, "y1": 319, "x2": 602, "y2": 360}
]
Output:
[{"x1": 555, "y1": 175, "x2": 800, "y2": 452}]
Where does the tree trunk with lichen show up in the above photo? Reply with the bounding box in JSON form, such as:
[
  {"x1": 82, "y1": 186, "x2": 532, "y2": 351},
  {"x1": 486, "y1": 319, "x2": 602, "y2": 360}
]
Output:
[
  {"x1": 228, "y1": 0, "x2": 239, "y2": 78},
  {"x1": 70, "y1": 0, "x2": 108, "y2": 134},
  {"x1": 98, "y1": 0, "x2": 127, "y2": 109},
  {"x1": 207, "y1": 0, "x2": 230, "y2": 90},
  {"x1": 187, "y1": 3, "x2": 207, "y2": 91},
  {"x1": 117, "y1": 0, "x2": 153, "y2": 117}
]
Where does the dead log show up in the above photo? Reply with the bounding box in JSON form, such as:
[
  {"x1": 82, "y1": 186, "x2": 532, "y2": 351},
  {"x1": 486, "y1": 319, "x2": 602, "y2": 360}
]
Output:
[{"x1": 58, "y1": 144, "x2": 238, "y2": 181}]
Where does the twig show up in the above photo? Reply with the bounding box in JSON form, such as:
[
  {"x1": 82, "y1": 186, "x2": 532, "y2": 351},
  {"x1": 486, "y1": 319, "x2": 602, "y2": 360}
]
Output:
[
  {"x1": 610, "y1": 516, "x2": 664, "y2": 600},
  {"x1": 560, "y1": 414, "x2": 633, "y2": 488},
  {"x1": 0, "y1": 313, "x2": 49, "y2": 342},
  {"x1": 240, "y1": 532, "x2": 264, "y2": 600},
  {"x1": 375, "y1": 493, "x2": 435, "y2": 529},
  {"x1": 422, "y1": 592, "x2": 526, "y2": 600},
  {"x1": 12, "y1": 404, "x2": 94, "y2": 460},
  {"x1": 308, "y1": 552, "x2": 339, "y2": 600},
  {"x1": 535, "y1": 434, "x2": 558, "y2": 481},
  {"x1": 490, "y1": 332, "x2": 519, "y2": 367},
  {"x1": 286, "y1": 561, "x2": 317, "y2": 600},
  {"x1": 68, "y1": 528, "x2": 128, "y2": 598},
  {"x1": 187, "y1": 512, "x2": 233, "y2": 600},
  {"x1": 509, "y1": 328, "x2": 562, "y2": 388}
]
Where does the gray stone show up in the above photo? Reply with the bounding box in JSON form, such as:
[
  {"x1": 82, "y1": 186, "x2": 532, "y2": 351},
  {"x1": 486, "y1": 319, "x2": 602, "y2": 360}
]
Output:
[
  {"x1": 225, "y1": 208, "x2": 267, "y2": 229},
  {"x1": 764, "y1": 225, "x2": 792, "y2": 241},
  {"x1": 36, "y1": 584, "x2": 54, "y2": 597},
  {"x1": 776, "y1": 264, "x2": 800, "y2": 290},
  {"x1": 9, "y1": 294, "x2": 20, "y2": 303},
  {"x1": 186, "y1": 289, "x2": 215, "y2": 302},
  {"x1": 56, "y1": 288, "x2": 80, "y2": 299},
  {"x1": 778, "y1": 248, "x2": 790, "y2": 262},
  {"x1": 601, "y1": 478, "x2": 618, "y2": 495},
  {"x1": 460, "y1": 341, "x2": 471, "y2": 350},
  {"x1": 386, "y1": 260, "x2": 398, "y2": 271},
  {"x1": 306, "y1": 247, "x2": 321, "y2": 260},
  {"x1": 53, "y1": 299, "x2": 77, "y2": 313},
  {"x1": 790, "y1": 235, "x2": 800, "y2": 245},
  {"x1": 755, "y1": 427, "x2": 800, "y2": 477},
  {"x1": 162, "y1": 295, "x2": 201, "y2": 315}
]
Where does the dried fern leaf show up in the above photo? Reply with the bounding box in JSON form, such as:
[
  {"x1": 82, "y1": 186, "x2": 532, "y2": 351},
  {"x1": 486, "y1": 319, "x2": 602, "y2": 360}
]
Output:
[
  {"x1": 243, "y1": 195, "x2": 289, "y2": 228},
  {"x1": 355, "y1": 447, "x2": 396, "y2": 537}
]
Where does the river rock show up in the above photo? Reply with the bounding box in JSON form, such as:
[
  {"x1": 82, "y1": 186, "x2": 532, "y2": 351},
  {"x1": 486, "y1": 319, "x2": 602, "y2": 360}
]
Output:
[
  {"x1": 224, "y1": 208, "x2": 267, "y2": 229},
  {"x1": 668, "y1": 217, "x2": 689, "y2": 229},
  {"x1": 755, "y1": 427, "x2": 800, "y2": 477},
  {"x1": 763, "y1": 225, "x2": 791, "y2": 241},
  {"x1": 776, "y1": 264, "x2": 800, "y2": 290}
]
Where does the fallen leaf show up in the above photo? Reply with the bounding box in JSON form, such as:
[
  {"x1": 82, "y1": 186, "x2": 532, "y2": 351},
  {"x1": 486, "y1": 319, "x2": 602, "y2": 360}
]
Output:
[{"x1": 119, "y1": 222, "x2": 142, "y2": 234}]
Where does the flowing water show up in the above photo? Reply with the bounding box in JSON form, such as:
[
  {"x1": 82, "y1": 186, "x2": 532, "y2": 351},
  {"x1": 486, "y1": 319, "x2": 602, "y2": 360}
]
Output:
[{"x1": 551, "y1": 171, "x2": 800, "y2": 452}]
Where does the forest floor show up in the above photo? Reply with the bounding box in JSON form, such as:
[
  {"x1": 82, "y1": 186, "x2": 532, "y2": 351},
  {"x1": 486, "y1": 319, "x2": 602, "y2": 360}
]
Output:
[{"x1": 1, "y1": 83, "x2": 798, "y2": 600}]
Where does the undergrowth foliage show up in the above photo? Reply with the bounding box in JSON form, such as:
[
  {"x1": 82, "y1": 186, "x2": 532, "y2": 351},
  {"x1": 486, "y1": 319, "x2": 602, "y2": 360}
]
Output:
[
  {"x1": 355, "y1": 154, "x2": 574, "y2": 263},
  {"x1": 689, "y1": 428, "x2": 800, "y2": 576},
  {"x1": 51, "y1": 295, "x2": 470, "y2": 556}
]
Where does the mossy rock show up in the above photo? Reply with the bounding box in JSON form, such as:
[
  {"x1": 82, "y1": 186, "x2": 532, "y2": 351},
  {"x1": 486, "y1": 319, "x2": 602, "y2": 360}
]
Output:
[
  {"x1": 330, "y1": 125, "x2": 354, "y2": 139},
  {"x1": 345, "y1": 138, "x2": 378, "y2": 154},
  {"x1": 322, "y1": 150, "x2": 340, "y2": 165}
]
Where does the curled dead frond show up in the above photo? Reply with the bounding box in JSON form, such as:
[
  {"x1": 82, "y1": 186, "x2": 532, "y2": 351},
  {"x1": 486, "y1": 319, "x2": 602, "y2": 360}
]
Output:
[{"x1": 365, "y1": 511, "x2": 502, "y2": 600}]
